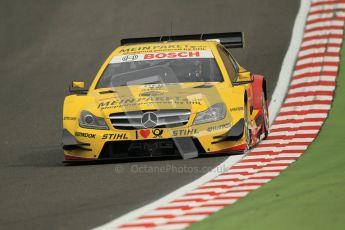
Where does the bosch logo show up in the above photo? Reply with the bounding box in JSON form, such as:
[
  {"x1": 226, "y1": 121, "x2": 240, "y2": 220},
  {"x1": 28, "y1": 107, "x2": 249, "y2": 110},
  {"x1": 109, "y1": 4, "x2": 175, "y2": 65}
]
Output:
[{"x1": 141, "y1": 112, "x2": 158, "y2": 128}]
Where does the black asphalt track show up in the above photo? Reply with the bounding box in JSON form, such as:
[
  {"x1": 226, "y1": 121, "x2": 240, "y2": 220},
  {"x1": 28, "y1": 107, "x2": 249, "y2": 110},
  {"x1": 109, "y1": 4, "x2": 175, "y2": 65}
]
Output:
[{"x1": 0, "y1": 0, "x2": 299, "y2": 229}]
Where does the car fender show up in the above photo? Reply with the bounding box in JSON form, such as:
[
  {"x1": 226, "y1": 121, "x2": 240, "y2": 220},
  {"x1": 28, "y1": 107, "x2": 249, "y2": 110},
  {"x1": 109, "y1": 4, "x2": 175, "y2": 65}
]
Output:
[
  {"x1": 251, "y1": 74, "x2": 266, "y2": 110},
  {"x1": 63, "y1": 95, "x2": 95, "y2": 133},
  {"x1": 251, "y1": 74, "x2": 269, "y2": 138}
]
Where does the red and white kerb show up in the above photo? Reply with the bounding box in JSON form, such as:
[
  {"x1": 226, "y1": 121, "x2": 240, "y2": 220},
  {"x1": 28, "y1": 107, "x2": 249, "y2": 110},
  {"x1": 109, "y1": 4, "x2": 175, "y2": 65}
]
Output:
[{"x1": 106, "y1": 1, "x2": 345, "y2": 229}]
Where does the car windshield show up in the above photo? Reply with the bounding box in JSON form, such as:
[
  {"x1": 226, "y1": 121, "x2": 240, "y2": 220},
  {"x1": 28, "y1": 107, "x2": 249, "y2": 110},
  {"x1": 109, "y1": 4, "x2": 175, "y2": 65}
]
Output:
[{"x1": 96, "y1": 51, "x2": 223, "y2": 88}]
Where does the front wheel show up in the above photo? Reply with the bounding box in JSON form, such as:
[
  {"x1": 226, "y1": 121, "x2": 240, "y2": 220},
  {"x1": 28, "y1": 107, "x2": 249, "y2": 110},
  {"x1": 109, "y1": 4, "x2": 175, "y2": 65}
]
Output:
[{"x1": 244, "y1": 103, "x2": 251, "y2": 151}]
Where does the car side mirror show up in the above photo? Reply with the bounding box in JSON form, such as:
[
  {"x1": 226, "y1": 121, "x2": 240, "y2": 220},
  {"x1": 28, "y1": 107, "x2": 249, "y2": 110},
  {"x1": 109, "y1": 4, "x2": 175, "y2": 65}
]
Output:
[
  {"x1": 69, "y1": 81, "x2": 88, "y2": 94},
  {"x1": 234, "y1": 71, "x2": 253, "y2": 85}
]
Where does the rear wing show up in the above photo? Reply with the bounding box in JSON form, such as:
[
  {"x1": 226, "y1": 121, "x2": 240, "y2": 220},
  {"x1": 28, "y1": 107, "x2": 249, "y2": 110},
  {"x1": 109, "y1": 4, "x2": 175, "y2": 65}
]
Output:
[{"x1": 120, "y1": 32, "x2": 245, "y2": 49}]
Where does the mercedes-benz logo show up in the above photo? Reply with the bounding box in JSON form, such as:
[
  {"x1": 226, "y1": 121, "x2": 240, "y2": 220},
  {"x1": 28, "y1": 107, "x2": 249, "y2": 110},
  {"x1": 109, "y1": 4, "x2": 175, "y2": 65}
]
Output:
[{"x1": 141, "y1": 112, "x2": 158, "y2": 128}]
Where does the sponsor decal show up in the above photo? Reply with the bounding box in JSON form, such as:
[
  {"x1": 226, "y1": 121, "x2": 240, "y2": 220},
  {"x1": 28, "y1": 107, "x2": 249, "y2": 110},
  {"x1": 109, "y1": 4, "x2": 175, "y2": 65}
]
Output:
[
  {"x1": 98, "y1": 96, "x2": 202, "y2": 109},
  {"x1": 142, "y1": 84, "x2": 165, "y2": 89},
  {"x1": 75, "y1": 132, "x2": 96, "y2": 138},
  {"x1": 139, "y1": 91, "x2": 164, "y2": 97},
  {"x1": 110, "y1": 50, "x2": 214, "y2": 64},
  {"x1": 122, "y1": 54, "x2": 138, "y2": 62},
  {"x1": 143, "y1": 51, "x2": 201, "y2": 60},
  {"x1": 63, "y1": 116, "x2": 76, "y2": 121},
  {"x1": 230, "y1": 107, "x2": 243, "y2": 112},
  {"x1": 137, "y1": 129, "x2": 163, "y2": 139},
  {"x1": 102, "y1": 133, "x2": 128, "y2": 140},
  {"x1": 139, "y1": 84, "x2": 168, "y2": 97},
  {"x1": 152, "y1": 129, "x2": 164, "y2": 138},
  {"x1": 139, "y1": 129, "x2": 150, "y2": 138},
  {"x1": 172, "y1": 128, "x2": 198, "y2": 137},
  {"x1": 207, "y1": 123, "x2": 231, "y2": 132},
  {"x1": 118, "y1": 44, "x2": 208, "y2": 54}
]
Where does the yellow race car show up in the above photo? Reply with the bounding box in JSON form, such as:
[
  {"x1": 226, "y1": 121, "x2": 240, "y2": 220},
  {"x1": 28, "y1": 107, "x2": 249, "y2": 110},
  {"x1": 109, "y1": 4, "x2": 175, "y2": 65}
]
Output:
[{"x1": 62, "y1": 32, "x2": 269, "y2": 162}]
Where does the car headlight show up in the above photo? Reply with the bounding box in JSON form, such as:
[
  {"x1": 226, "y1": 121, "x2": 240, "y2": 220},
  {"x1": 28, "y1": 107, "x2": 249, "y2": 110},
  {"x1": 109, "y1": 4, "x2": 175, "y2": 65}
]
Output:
[
  {"x1": 193, "y1": 103, "x2": 226, "y2": 125},
  {"x1": 79, "y1": 110, "x2": 109, "y2": 130}
]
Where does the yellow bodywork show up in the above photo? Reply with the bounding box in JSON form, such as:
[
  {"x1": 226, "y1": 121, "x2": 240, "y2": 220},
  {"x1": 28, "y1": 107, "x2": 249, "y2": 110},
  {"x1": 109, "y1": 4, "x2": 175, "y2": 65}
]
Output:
[
  {"x1": 71, "y1": 81, "x2": 85, "y2": 88},
  {"x1": 63, "y1": 41, "x2": 259, "y2": 160}
]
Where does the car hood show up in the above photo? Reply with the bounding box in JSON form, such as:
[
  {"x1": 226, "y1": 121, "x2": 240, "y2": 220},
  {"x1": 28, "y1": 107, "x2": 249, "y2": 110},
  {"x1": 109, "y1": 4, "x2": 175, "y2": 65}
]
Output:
[{"x1": 89, "y1": 83, "x2": 226, "y2": 116}]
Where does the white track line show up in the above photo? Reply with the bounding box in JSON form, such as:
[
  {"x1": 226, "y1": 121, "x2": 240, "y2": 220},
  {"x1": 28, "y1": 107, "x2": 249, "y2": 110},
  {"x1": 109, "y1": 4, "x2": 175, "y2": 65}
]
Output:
[
  {"x1": 94, "y1": 0, "x2": 332, "y2": 229},
  {"x1": 268, "y1": 0, "x2": 310, "y2": 123},
  {"x1": 93, "y1": 154, "x2": 243, "y2": 229}
]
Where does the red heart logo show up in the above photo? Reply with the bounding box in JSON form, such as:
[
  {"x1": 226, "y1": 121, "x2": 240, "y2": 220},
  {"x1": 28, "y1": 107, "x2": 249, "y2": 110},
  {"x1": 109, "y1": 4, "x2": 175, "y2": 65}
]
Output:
[{"x1": 139, "y1": 129, "x2": 150, "y2": 138}]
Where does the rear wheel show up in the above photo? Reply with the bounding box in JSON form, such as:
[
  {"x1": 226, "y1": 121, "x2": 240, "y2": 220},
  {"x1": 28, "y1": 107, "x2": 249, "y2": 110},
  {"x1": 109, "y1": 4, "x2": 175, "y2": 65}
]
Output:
[
  {"x1": 262, "y1": 92, "x2": 269, "y2": 139},
  {"x1": 244, "y1": 103, "x2": 251, "y2": 151}
]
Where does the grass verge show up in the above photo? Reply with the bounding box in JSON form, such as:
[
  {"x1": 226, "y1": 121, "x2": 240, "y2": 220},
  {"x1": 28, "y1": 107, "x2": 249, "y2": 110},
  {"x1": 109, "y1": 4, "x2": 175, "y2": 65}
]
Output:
[{"x1": 188, "y1": 37, "x2": 345, "y2": 230}]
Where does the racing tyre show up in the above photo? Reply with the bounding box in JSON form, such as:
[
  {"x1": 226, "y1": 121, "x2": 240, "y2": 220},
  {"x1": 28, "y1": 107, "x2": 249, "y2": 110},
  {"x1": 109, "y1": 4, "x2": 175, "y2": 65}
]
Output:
[
  {"x1": 262, "y1": 92, "x2": 269, "y2": 140},
  {"x1": 244, "y1": 103, "x2": 251, "y2": 151}
]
